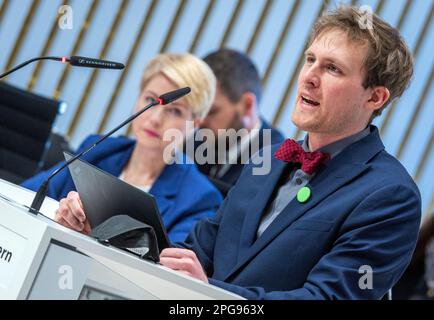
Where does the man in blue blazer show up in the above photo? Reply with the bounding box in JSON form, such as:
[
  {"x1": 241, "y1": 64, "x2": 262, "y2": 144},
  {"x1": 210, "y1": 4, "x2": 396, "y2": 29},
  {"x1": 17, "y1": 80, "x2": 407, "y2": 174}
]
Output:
[
  {"x1": 22, "y1": 135, "x2": 222, "y2": 243},
  {"x1": 159, "y1": 6, "x2": 421, "y2": 299}
]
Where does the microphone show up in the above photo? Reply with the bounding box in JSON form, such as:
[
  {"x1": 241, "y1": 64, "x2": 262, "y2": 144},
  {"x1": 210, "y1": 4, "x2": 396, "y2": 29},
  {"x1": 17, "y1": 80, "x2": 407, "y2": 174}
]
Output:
[
  {"x1": 28, "y1": 87, "x2": 191, "y2": 215},
  {"x1": 0, "y1": 55, "x2": 124, "y2": 79},
  {"x1": 68, "y1": 56, "x2": 125, "y2": 69},
  {"x1": 158, "y1": 87, "x2": 191, "y2": 104}
]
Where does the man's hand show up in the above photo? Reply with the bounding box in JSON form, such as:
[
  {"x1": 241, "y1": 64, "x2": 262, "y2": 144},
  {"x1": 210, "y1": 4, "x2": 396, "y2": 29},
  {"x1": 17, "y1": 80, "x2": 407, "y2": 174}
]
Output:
[
  {"x1": 55, "y1": 191, "x2": 91, "y2": 235},
  {"x1": 160, "y1": 248, "x2": 209, "y2": 283}
]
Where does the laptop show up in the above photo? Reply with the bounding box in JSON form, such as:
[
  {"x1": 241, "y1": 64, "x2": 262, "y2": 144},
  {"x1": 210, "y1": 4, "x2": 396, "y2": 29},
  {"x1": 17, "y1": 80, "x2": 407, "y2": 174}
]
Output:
[{"x1": 64, "y1": 152, "x2": 170, "y2": 251}]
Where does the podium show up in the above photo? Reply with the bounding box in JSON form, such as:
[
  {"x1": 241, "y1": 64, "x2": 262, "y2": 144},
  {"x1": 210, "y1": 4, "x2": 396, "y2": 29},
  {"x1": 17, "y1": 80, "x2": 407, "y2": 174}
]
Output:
[{"x1": 0, "y1": 179, "x2": 243, "y2": 300}]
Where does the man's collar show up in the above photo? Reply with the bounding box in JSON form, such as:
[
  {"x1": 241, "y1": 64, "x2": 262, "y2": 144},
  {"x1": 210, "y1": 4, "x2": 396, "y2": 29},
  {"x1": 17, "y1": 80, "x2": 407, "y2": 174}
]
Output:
[{"x1": 302, "y1": 126, "x2": 371, "y2": 158}]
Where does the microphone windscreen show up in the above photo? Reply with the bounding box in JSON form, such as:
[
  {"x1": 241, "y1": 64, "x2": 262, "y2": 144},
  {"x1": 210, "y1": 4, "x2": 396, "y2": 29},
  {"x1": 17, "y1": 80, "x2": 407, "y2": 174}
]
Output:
[
  {"x1": 69, "y1": 56, "x2": 125, "y2": 69},
  {"x1": 158, "y1": 87, "x2": 191, "y2": 105}
]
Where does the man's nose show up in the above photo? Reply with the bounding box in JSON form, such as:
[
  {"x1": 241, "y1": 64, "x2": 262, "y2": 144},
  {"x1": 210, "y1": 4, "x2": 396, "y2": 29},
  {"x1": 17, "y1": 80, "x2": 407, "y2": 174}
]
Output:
[{"x1": 302, "y1": 64, "x2": 320, "y2": 88}]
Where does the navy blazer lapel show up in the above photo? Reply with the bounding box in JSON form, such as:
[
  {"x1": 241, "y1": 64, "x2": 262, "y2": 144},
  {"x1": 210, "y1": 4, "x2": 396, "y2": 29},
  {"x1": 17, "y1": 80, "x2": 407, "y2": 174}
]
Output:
[
  {"x1": 237, "y1": 157, "x2": 288, "y2": 253},
  {"x1": 234, "y1": 163, "x2": 367, "y2": 273},
  {"x1": 225, "y1": 126, "x2": 385, "y2": 281}
]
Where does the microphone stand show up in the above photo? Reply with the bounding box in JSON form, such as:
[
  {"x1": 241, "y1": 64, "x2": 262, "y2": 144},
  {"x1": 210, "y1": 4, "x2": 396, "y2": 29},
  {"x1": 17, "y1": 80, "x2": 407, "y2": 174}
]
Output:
[
  {"x1": 0, "y1": 56, "x2": 65, "y2": 79},
  {"x1": 0, "y1": 55, "x2": 124, "y2": 79},
  {"x1": 29, "y1": 98, "x2": 161, "y2": 214}
]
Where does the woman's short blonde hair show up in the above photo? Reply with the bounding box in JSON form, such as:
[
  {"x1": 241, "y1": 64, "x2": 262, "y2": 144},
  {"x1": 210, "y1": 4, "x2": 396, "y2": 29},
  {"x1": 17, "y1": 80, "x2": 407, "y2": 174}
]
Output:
[{"x1": 140, "y1": 53, "x2": 216, "y2": 120}]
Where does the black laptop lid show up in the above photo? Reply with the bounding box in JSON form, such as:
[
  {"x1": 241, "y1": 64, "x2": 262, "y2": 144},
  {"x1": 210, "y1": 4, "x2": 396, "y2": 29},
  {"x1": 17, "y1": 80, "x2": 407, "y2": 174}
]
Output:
[{"x1": 64, "y1": 152, "x2": 170, "y2": 251}]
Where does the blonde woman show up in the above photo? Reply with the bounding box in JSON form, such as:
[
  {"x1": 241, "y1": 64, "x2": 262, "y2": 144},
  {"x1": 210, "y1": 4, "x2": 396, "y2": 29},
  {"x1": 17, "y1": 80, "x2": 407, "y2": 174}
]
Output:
[{"x1": 23, "y1": 53, "x2": 221, "y2": 243}]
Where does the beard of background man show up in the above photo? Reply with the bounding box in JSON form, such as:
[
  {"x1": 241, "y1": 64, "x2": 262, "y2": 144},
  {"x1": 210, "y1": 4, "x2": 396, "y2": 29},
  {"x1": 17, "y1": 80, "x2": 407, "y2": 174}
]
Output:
[{"x1": 198, "y1": 110, "x2": 245, "y2": 165}]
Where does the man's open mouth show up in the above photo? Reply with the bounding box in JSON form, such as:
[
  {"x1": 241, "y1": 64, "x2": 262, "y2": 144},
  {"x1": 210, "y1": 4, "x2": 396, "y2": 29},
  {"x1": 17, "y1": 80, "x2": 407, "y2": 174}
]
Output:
[{"x1": 301, "y1": 95, "x2": 320, "y2": 106}]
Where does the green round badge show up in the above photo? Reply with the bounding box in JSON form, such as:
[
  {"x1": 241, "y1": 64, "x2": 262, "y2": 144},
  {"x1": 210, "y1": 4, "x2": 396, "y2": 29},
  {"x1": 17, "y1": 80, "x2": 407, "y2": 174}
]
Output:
[{"x1": 297, "y1": 186, "x2": 311, "y2": 203}]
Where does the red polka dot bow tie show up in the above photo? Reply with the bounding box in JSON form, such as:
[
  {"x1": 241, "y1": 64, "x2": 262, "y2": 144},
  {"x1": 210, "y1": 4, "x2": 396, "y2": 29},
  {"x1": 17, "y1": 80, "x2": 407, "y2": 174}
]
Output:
[{"x1": 274, "y1": 139, "x2": 330, "y2": 175}]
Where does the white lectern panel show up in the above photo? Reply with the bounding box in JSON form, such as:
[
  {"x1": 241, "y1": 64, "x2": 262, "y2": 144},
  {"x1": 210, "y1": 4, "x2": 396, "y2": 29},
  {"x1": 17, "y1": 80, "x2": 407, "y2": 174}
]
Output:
[{"x1": 0, "y1": 179, "x2": 243, "y2": 300}]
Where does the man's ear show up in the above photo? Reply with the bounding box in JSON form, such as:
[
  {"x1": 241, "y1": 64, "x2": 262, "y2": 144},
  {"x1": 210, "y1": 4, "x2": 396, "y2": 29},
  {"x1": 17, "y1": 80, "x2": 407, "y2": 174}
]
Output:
[
  {"x1": 239, "y1": 92, "x2": 256, "y2": 116},
  {"x1": 237, "y1": 92, "x2": 258, "y2": 129},
  {"x1": 366, "y1": 86, "x2": 390, "y2": 112}
]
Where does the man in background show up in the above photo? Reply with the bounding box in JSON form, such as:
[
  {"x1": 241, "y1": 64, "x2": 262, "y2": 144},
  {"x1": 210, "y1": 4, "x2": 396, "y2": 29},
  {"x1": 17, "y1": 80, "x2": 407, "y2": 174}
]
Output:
[{"x1": 190, "y1": 49, "x2": 284, "y2": 196}]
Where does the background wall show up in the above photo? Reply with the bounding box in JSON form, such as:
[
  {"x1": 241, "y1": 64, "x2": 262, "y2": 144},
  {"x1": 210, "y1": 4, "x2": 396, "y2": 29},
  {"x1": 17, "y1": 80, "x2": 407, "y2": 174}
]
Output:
[{"x1": 0, "y1": 0, "x2": 432, "y2": 217}]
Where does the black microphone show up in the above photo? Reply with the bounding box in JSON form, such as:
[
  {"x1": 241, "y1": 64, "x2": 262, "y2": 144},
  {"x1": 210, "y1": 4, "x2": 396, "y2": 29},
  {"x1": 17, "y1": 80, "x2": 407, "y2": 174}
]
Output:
[
  {"x1": 159, "y1": 87, "x2": 191, "y2": 104},
  {"x1": 28, "y1": 87, "x2": 191, "y2": 215},
  {"x1": 68, "y1": 56, "x2": 125, "y2": 69},
  {"x1": 0, "y1": 55, "x2": 124, "y2": 79}
]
